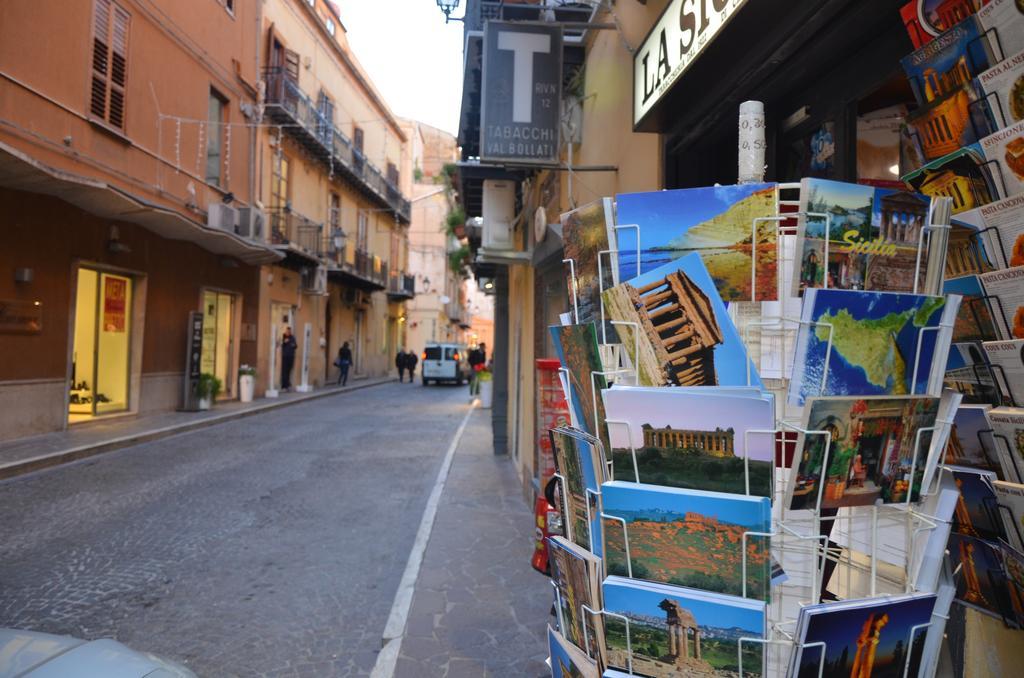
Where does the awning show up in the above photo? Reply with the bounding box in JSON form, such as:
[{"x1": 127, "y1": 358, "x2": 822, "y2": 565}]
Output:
[{"x1": 0, "y1": 142, "x2": 282, "y2": 265}]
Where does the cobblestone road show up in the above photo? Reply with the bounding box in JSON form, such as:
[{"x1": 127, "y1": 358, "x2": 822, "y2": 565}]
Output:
[{"x1": 0, "y1": 383, "x2": 501, "y2": 677}]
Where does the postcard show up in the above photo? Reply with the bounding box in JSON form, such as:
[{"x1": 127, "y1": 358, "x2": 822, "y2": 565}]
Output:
[
  {"x1": 902, "y1": 144, "x2": 997, "y2": 214},
  {"x1": 549, "y1": 536, "x2": 606, "y2": 668},
  {"x1": 561, "y1": 198, "x2": 618, "y2": 340},
  {"x1": 944, "y1": 275, "x2": 999, "y2": 342},
  {"x1": 788, "y1": 289, "x2": 960, "y2": 406},
  {"x1": 976, "y1": 0, "x2": 1024, "y2": 60},
  {"x1": 901, "y1": 15, "x2": 995, "y2": 105},
  {"x1": 993, "y1": 480, "x2": 1024, "y2": 550},
  {"x1": 983, "y1": 339, "x2": 1024, "y2": 404},
  {"x1": 900, "y1": 0, "x2": 988, "y2": 50},
  {"x1": 551, "y1": 428, "x2": 606, "y2": 557},
  {"x1": 947, "y1": 532, "x2": 1006, "y2": 617},
  {"x1": 946, "y1": 206, "x2": 999, "y2": 276},
  {"x1": 979, "y1": 266, "x2": 1024, "y2": 340},
  {"x1": 999, "y1": 540, "x2": 1024, "y2": 627},
  {"x1": 793, "y1": 179, "x2": 934, "y2": 295},
  {"x1": 788, "y1": 396, "x2": 942, "y2": 511},
  {"x1": 789, "y1": 592, "x2": 937, "y2": 678},
  {"x1": 600, "y1": 481, "x2": 772, "y2": 601},
  {"x1": 979, "y1": 119, "x2": 1024, "y2": 199},
  {"x1": 601, "y1": 577, "x2": 766, "y2": 677},
  {"x1": 950, "y1": 466, "x2": 1004, "y2": 540},
  {"x1": 614, "y1": 184, "x2": 779, "y2": 301},
  {"x1": 945, "y1": 340, "x2": 1003, "y2": 404},
  {"x1": 548, "y1": 625, "x2": 600, "y2": 678},
  {"x1": 969, "y1": 192, "x2": 1024, "y2": 269},
  {"x1": 603, "y1": 253, "x2": 761, "y2": 389},
  {"x1": 906, "y1": 83, "x2": 993, "y2": 164},
  {"x1": 602, "y1": 388, "x2": 775, "y2": 497},
  {"x1": 551, "y1": 323, "x2": 611, "y2": 452},
  {"x1": 946, "y1": 404, "x2": 1001, "y2": 473},
  {"x1": 986, "y1": 407, "x2": 1024, "y2": 482},
  {"x1": 974, "y1": 48, "x2": 1024, "y2": 130}
]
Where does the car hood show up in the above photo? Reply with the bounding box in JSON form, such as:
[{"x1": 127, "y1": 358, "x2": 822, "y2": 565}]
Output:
[{"x1": 0, "y1": 629, "x2": 197, "y2": 678}]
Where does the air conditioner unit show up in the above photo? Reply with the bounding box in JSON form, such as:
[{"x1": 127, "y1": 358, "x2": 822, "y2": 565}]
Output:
[
  {"x1": 341, "y1": 287, "x2": 358, "y2": 306},
  {"x1": 482, "y1": 179, "x2": 515, "y2": 250},
  {"x1": 236, "y1": 207, "x2": 266, "y2": 240},
  {"x1": 207, "y1": 203, "x2": 239, "y2": 232},
  {"x1": 301, "y1": 266, "x2": 327, "y2": 295}
]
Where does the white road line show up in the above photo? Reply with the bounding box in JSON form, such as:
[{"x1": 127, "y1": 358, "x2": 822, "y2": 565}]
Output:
[{"x1": 370, "y1": 401, "x2": 478, "y2": 678}]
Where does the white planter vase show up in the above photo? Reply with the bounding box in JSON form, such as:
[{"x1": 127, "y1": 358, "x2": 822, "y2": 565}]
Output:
[
  {"x1": 480, "y1": 379, "x2": 494, "y2": 409},
  {"x1": 239, "y1": 375, "x2": 255, "y2": 403},
  {"x1": 198, "y1": 396, "x2": 212, "y2": 411}
]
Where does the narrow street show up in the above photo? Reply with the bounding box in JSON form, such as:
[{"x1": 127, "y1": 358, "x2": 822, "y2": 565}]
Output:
[{"x1": 0, "y1": 383, "x2": 548, "y2": 677}]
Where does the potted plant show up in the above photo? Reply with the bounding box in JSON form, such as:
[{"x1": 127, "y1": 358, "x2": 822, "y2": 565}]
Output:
[
  {"x1": 478, "y1": 367, "x2": 494, "y2": 409},
  {"x1": 238, "y1": 365, "x2": 256, "y2": 403},
  {"x1": 197, "y1": 373, "x2": 222, "y2": 411}
]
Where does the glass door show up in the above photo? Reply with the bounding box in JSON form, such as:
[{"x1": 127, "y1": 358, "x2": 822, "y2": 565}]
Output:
[
  {"x1": 69, "y1": 268, "x2": 132, "y2": 422},
  {"x1": 201, "y1": 291, "x2": 235, "y2": 398}
]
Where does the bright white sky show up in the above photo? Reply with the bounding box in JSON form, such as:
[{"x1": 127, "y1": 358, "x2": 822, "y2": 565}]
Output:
[{"x1": 338, "y1": 1, "x2": 467, "y2": 137}]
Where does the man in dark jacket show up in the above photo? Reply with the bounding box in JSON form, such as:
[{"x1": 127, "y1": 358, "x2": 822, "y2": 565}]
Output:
[
  {"x1": 406, "y1": 350, "x2": 418, "y2": 383},
  {"x1": 396, "y1": 348, "x2": 407, "y2": 382},
  {"x1": 281, "y1": 326, "x2": 297, "y2": 392},
  {"x1": 468, "y1": 342, "x2": 486, "y2": 395},
  {"x1": 335, "y1": 341, "x2": 353, "y2": 386}
]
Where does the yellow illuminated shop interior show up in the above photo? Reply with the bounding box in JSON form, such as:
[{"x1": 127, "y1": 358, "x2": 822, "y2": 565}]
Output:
[
  {"x1": 69, "y1": 269, "x2": 132, "y2": 423},
  {"x1": 201, "y1": 290, "x2": 234, "y2": 398}
]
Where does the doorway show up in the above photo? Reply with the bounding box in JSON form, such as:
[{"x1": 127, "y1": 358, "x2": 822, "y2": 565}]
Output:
[
  {"x1": 69, "y1": 268, "x2": 132, "y2": 423},
  {"x1": 201, "y1": 290, "x2": 236, "y2": 399},
  {"x1": 271, "y1": 302, "x2": 295, "y2": 390}
]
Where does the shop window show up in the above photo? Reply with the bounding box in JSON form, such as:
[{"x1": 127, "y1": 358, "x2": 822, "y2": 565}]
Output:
[
  {"x1": 70, "y1": 269, "x2": 132, "y2": 422},
  {"x1": 89, "y1": 0, "x2": 130, "y2": 129},
  {"x1": 206, "y1": 88, "x2": 228, "y2": 187},
  {"x1": 201, "y1": 291, "x2": 235, "y2": 398}
]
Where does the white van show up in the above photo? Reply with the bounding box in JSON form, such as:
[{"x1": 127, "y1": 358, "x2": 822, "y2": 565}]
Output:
[{"x1": 421, "y1": 342, "x2": 469, "y2": 385}]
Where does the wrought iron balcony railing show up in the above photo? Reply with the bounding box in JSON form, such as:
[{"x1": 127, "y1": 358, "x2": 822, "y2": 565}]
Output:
[
  {"x1": 263, "y1": 69, "x2": 412, "y2": 223},
  {"x1": 269, "y1": 208, "x2": 324, "y2": 258},
  {"x1": 387, "y1": 272, "x2": 416, "y2": 299}
]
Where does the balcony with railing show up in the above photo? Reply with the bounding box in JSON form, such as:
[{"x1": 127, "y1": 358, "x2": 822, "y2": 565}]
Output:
[
  {"x1": 263, "y1": 69, "x2": 412, "y2": 223},
  {"x1": 468, "y1": 1, "x2": 600, "y2": 38},
  {"x1": 326, "y1": 244, "x2": 388, "y2": 291},
  {"x1": 268, "y1": 207, "x2": 324, "y2": 263},
  {"x1": 386, "y1": 272, "x2": 416, "y2": 300}
]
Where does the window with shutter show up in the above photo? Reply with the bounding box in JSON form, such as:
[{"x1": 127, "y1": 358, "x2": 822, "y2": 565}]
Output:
[
  {"x1": 387, "y1": 162, "x2": 399, "y2": 187},
  {"x1": 283, "y1": 49, "x2": 300, "y2": 84},
  {"x1": 90, "y1": 0, "x2": 130, "y2": 129}
]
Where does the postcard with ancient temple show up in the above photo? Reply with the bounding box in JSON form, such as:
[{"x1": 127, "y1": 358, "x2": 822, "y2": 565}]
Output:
[
  {"x1": 788, "y1": 396, "x2": 943, "y2": 511},
  {"x1": 986, "y1": 407, "x2": 1024, "y2": 483},
  {"x1": 902, "y1": 144, "x2": 997, "y2": 214},
  {"x1": 994, "y1": 480, "x2": 1024, "y2": 550},
  {"x1": 601, "y1": 576, "x2": 766, "y2": 677},
  {"x1": 551, "y1": 428, "x2": 606, "y2": 557},
  {"x1": 602, "y1": 253, "x2": 761, "y2": 389},
  {"x1": 974, "y1": 48, "x2": 1024, "y2": 130},
  {"x1": 983, "y1": 339, "x2": 1024, "y2": 404},
  {"x1": 788, "y1": 592, "x2": 937, "y2": 678},
  {"x1": 980, "y1": 266, "x2": 1024, "y2": 340},
  {"x1": 561, "y1": 198, "x2": 618, "y2": 340},
  {"x1": 602, "y1": 387, "x2": 775, "y2": 497},
  {"x1": 947, "y1": 532, "x2": 1007, "y2": 618},
  {"x1": 950, "y1": 466, "x2": 1004, "y2": 540},
  {"x1": 945, "y1": 404, "x2": 1001, "y2": 473},
  {"x1": 548, "y1": 625, "x2": 600, "y2": 678},
  {"x1": 901, "y1": 15, "x2": 994, "y2": 106},
  {"x1": 944, "y1": 275, "x2": 1000, "y2": 342},
  {"x1": 788, "y1": 289, "x2": 959, "y2": 406},
  {"x1": 548, "y1": 536, "x2": 606, "y2": 668},
  {"x1": 600, "y1": 481, "x2": 772, "y2": 601},
  {"x1": 550, "y1": 323, "x2": 611, "y2": 453},
  {"x1": 613, "y1": 184, "x2": 778, "y2": 301},
  {"x1": 793, "y1": 179, "x2": 937, "y2": 295},
  {"x1": 905, "y1": 83, "x2": 993, "y2": 165}
]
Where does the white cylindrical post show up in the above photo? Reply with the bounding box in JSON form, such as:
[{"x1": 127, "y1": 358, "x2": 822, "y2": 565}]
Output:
[{"x1": 738, "y1": 101, "x2": 766, "y2": 184}]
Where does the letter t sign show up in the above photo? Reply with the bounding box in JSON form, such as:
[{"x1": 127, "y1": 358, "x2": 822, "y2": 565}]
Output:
[{"x1": 497, "y1": 31, "x2": 551, "y2": 124}]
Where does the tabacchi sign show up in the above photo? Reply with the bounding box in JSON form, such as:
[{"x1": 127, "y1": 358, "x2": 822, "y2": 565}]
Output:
[
  {"x1": 634, "y1": 0, "x2": 748, "y2": 127},
  {"x1": 481, "y1": 21, "x2": 562, "y2": 165}
]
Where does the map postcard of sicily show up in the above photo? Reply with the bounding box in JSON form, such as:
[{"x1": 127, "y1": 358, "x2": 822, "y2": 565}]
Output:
[{"x1": 788, "y1": 289, "x2": 962, "y2": 406}]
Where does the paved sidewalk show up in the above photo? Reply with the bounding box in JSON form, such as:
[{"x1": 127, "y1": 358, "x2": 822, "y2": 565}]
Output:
[
  {"x1": 0, "y1": 376, "x2": 394, "y2": 480},
  {"x1": 393, "y1": 407, "x2": 551, "y2": 677}
]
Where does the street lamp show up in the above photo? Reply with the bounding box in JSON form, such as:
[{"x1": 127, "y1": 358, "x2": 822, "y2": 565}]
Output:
[
  {"x1": 435, "y1": 0, "x2": 463, "y2": 23},
  {"x1": 331, "y1": 229, "x2": 347, "y2": 255}
]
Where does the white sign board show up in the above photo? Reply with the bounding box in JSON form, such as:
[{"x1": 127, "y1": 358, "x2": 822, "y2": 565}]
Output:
[
  {"x1": 633, "y1": 0, "x2": 749, "y2": 127},
  {"x1": 297, "y1": 322, "x2": 313, "y2": 392}
]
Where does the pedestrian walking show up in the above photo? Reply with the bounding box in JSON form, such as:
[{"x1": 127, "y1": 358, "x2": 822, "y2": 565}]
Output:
[
  {"x1": 280, "y1": 326, "x2": 297, "y2": 392},
  {"x1": 396, "y1": 347, "x2": 407, "y2": 382},
  {"x1": 468, "y1": 342, "x2": 486, "y2": 396},
  {"x1": 406, "y1": 349, "x2": 418, "y2": 383},
  {"x1": 334, "y1": 341, "x2": 352, "y2": 386}
]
